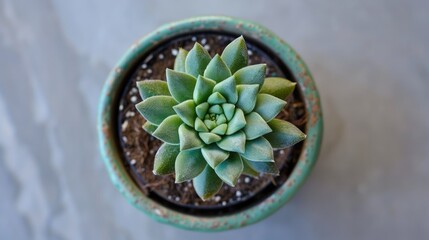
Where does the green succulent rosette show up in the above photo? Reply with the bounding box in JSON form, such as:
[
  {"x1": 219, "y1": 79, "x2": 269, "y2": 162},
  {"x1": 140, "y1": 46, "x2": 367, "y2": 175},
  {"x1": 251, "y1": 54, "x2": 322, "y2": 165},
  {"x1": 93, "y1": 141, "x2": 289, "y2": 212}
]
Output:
[{"x1": 135, "y1": 36, "x2": 306, "y2": 200}]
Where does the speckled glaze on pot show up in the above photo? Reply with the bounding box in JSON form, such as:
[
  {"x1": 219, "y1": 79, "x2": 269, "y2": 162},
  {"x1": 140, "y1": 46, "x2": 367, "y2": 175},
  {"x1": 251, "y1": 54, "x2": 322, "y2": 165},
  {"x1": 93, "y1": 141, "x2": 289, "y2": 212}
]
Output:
[{"x1": 98, "y1": 16, "x2": 323, "y2": 231}]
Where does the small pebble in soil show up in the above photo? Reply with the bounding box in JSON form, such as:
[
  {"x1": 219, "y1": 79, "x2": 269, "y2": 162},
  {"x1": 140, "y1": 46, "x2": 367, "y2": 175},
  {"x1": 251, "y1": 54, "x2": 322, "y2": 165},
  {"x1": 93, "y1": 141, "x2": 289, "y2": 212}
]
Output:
[
  {"x1": 222, "y1": 201, "x2": 227, "y2": 206},
  {"x1": 168, "y1": 195, "x2": 172, "y2": 200},
  {"x1": 248, "y1": 49, "x2": 253, "y2": 55},
  {"x1": 244, "y1": 177, "x2": 251, "y2": 183},
  {"x1": 119, "y1": 104, "x2": 124, "y2": 111},
  {"x1": 121, "y1": 120, "x2": 128, "y2": 131},
  {"x1": 204, "y1": 45, "x2": 210, "y2": 50},
  {"x1": 146, "y1": 69, "x2": 152, "y2": 74},
  {"x1": 158, "y1": 54, "x2": 164, "y2": 59},
  {"x1": 131, "y1": 87, "x2": 138, "y2": 94},
  {"x1": 175, "y1": 196, "x2": 180, "y2": 201},
  {"x1": 280, "y1": 150, "x2": 285, "y2": 154},
  {"x1": 125, "y1": 111, "x2": 135, "y2": 118},
  {"x1": 130, "y1": 159, "x2": 136, "y2": 165},
  {"x1": 141, "y1": 63, "x2": 147, "y2": 69},
  {"x1": 122, "y1": 136, "x2": 128, "y2": 143},
  {"x1": 130, "y1": 96, "x2": 137, "y2": 103},
  {"x1": 171, "y1": 49, "x2": 178, "y2": 56},
  {"x1": 201, "y1": 38, "x2": 207, "y2": 45},
  {"x1": 236, "y1": 191, "x2": 242, "y2": 197},
  {"x1": 214, "y1": 196, "x2": 221, "y2": 202},
  {"x1": 191, "y1": 36, "x2": 197, "y2": 41},
  {"x1": 144, "y1": 54, "x2": 153, "y2": 63},
  {"x1": 126, "y1": 151, "x2": 130, "y2": 156}
]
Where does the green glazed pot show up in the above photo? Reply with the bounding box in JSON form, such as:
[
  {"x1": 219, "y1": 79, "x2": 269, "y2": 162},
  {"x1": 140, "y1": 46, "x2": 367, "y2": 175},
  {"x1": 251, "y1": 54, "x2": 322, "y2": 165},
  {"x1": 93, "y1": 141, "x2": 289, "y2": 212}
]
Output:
[{"x1": 98, "y1": 16, "x2": 323, "y2": 231}]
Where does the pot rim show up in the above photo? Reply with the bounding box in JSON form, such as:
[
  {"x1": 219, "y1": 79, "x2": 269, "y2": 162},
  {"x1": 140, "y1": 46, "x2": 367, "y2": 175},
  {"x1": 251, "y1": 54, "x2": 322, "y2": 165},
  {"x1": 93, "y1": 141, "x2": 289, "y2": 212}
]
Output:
[{"x1": 97, "y1": 16, "x2": 323, "y2": 231}]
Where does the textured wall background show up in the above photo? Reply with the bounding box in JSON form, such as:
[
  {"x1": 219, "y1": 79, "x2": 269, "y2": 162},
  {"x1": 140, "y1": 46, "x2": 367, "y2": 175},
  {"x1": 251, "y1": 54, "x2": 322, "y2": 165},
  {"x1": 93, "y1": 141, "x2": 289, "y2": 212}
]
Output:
[{"x1": 1, "y1": 0, "x2": 428, "y2": 239}]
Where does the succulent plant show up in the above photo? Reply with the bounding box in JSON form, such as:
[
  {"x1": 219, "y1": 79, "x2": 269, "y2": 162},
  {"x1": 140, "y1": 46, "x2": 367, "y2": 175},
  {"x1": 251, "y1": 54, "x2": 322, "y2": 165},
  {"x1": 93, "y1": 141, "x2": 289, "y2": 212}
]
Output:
[{"x1": 135, "y1": 36, "x2": 306, "y2": 200}]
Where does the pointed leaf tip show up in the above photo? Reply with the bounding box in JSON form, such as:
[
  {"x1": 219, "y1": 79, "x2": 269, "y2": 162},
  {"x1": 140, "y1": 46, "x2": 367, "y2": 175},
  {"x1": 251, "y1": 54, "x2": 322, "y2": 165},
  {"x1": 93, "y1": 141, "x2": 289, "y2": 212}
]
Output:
[
  {"x1": 260, "y1": 77, "x2": 297, "y2": 100},
  {"x1": 175, "y1": 149, "x2": 206, "y2": 183},
  {"x1": 215, "y1": 153, "x2": 243, "y2": 186},
  {"x1": 193, "y1": 75, "x2": 216, "y2": 104},
  {"x1": 253, "y1": 93, "x2": 286, "y2": 122},
  {"x1": 217, "y1": 131, "x2": 246, "y2": 153},
  {"x1": 234, "y1": 64, "x2": 266, "y2": 88},
  {"x1": 152, "y1": 115, "x2": 182, "y2": 144},
  {"x1": 153, "y1": 144, "x2": 180, "y2": 175},
  {"x1": 136, "y1": 80, "x2": 170, "y2": 100},
  {"x1": 193, "y1": 165, "x2": 223, "y2": 200},
  {"x1": 265, "y1": 119, "x2": 306, "y2": 149},
  {"x1": 243, "y1": 112, "x2": 272, "y2": 140},
  {"x1": 166, "y1": 69, "x2": 197, "y2": 102},
  {"x1": 174, "y1": 48, "x2": 188, "y2": 72},
  {"x1": 241, "y1": 137, "x2": 274, "y2": 162},
  {"x1": 173, "y1": 100, "x2": 197, "y2": 127},
  {"x1": 201, "y1": 144, "x2": 230, "y2": 168},
  {"x1": 221, "y1": 36, "x2": 248, "y2": 74},
  {"x1": 236, "y1": 84, "x2": 259, "y2": 113},
  {"x1": 213, "y1": 76, "x2": 238, "y2": 104},
  {"x1": 135, "y1": 96, "x2": 177, "y2": 125},
  {"x1": 204, "y1": 54, "x2": 232, "y2": 82},
  {"x1": 185, "y1": 42, "x2": 212, "y2": 78},
  {"x1": 178, "y1": 124, "x2": 204, "y2": 151}
]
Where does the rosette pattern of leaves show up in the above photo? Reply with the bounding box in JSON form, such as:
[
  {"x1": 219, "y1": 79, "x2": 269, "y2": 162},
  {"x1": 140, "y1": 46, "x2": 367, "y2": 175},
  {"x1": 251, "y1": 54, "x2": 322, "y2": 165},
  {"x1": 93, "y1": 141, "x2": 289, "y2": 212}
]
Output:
[{"x1": 135, "y1": 36, "x2": 306, "y2": 200}]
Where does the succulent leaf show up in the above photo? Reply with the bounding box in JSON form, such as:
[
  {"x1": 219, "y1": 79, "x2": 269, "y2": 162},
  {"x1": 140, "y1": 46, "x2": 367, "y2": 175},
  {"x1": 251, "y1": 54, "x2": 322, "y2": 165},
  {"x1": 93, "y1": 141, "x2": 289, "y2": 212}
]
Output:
[
  {"x1": 265, "y1": 119, "x2": 306, "y2": 148},
  {"x1": 215, "y1": 153, "x2": 243, "y2": 186},
  {"x1": 236, "y1": 84, "x2": 259, "y2": 113},
  {"x1": 152, "y1": 115, "x2": 182, "y2": 144},
  {"x1": 173, "y1": 100, "x2": 196, "y2": 127},
  {"x1": 243, "y1": 112, "x2": 272, "y2": 140},
  {"x1": 178, "y1": 124, "x2": 204, "y2": 150},
  {"x1": 166, "y1": 69, "x2": 197, "y2": 102},
  {"x1": 217, "y1": 131, "x2": 246, "y2": 153},
  {"x1": 260, "y1": 77, "x2": 296, "y2": 100},
  {"x1": 137, "y1": 80, "x2": 170, "y2": 100},
  {"x1": 195, "y1": 102, "x2": 209, "y2": 119},
  {"x1": 153, "y1": 144, "x2": 180, "y2": 175},
  {"x1": 221, "y1": 35, "x2": 248, "y2": 74},
  {"x1": 204, "y1": 54, "x2": 232, "y2": 82},
  {"x1": 207, "y1": 92, "x2": 227, "y2": 104},
  {"x1": 142, "y1": 121, "x2": 157, "y2": 135},
  {"x1": 201, "y1": 144, "x2": 230, "y2": 168},
  {"x1": 194, "y1": 118, "x2": 209, "y2": 132},
  {"x1": 185, "y1": 43, "x2": 211, "y2": 78},
  {"x1": 193, "y1": 165, "x2": 223, "y2": 200},
  {"x1": 242, "y1": 159, "x2": 259, "y2": 177},
  {"x1": 225, "y1": 108, "x2": 246, "y2": 135},
  {"x1": 241, "y1": 137, "x2": 274, "y2": 162},
  {"x1": 211, "y1": 123, "x2": 227, "y2": 135},
  {"x1": 135, "y1": 96, "x2": 177, "y2": 125},
  {"x1": 222, "y1": 103, "x2": 235, "y2": 120},
  {"x1": 174, "y1": 48, "x2": 188, "y2": 72},
  {"x1": 253, "y1": 94, "x2": 286, "y2": 121},
  {"x1": 175, "y1": 149, "x2": 206, "y2": 183},
  {"x1": 193, "y1": 75, "x2": 216, "y2": 104},
  {"x1": 204, "y1": 119, "x2": 217, "y2": 130},
  {"x1": 212, "y1": 76, "x2": 238, "y2": 104},
  {"x1": 234, "y1": 64, "x2": 266, "y2": 87},
  {"x1": 199, "y1": 132, "x2": 222, "y2": 144},
  {"x1": 243, "y1": 157, "x2": 279, "y2": 175},
  {"x1": 208, "y1": 104, "x2": 223, "y2": 114}
]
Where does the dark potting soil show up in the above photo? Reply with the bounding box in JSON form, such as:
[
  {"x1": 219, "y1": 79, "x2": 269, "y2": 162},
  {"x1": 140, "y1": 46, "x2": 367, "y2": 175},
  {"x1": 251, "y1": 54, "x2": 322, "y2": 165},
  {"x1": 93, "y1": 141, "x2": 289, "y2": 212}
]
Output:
[{"x1": 117, "y1": 33, "x2": 307, "y2": 216}]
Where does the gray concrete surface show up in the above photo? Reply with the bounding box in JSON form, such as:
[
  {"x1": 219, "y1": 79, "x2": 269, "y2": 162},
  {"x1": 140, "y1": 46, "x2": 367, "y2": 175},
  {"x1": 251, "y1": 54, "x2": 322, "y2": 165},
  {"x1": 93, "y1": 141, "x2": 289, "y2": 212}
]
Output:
[{"x1": 1, "y1": 0, "x2": 428, "y2": 239}]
